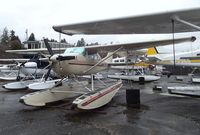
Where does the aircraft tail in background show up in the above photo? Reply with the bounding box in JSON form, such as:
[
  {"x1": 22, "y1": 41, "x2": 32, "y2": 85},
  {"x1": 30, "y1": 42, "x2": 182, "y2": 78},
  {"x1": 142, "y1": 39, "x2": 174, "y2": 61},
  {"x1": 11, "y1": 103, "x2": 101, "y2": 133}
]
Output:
[{"x1": 147, "y1": 47, "x2": 163, "y2": 61}]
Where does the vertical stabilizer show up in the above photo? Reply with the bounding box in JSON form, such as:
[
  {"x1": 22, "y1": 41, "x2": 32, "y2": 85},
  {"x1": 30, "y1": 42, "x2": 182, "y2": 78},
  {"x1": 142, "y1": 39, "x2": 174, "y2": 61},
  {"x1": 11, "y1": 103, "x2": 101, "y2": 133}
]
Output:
[
  {"x1": 147, "y1": 47, "x2": 162, "y2": 61},
  {"x1": 147, "y1": 47, "x2": 159, "y2": 56}
]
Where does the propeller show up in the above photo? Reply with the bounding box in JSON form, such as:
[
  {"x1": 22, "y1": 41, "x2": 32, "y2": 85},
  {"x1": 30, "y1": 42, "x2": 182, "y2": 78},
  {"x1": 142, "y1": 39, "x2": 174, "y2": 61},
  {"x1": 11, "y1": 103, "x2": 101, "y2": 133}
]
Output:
[
  {"x1": 43, "y1": 38, "x2": 54, "y2": 80},
  {"x1": 43, "y1": 39, "x2": 54, "y2": 56},
  {"x1": 43, "y1": 38, "x2": 67, "y2": 80},
  {"x1": 56, "y1": 55, "x2": 75, "y2": 61},
  {"x1": 16, "y1": 65, "x2": 22, "y2": 81},
  {"x1": 16, "y1": 61, "x2": 28, "y2": 81},
  {"x1": 44, "y1": 38, "x2": 75, "y2": 62},
  {"x1": 44, "y1": 66, "x2": 52, "y2": 81},
  {"x1": 43, "y1": 38, "x2": 75, "y2": 79}
]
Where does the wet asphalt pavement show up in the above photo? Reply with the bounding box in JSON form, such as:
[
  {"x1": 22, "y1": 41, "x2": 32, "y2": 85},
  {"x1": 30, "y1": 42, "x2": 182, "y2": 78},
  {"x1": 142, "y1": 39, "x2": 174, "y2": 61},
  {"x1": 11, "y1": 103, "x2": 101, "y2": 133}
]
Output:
[{"x1": 0, "y1": 78, "x2": 200, "y2": 135}]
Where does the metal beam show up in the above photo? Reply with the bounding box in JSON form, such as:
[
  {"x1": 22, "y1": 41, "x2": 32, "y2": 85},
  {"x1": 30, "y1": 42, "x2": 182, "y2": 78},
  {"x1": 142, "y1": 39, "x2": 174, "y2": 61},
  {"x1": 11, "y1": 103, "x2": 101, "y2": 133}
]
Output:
[{"x1": 172, "y1": 16, "x2": 200, "y2": 31}]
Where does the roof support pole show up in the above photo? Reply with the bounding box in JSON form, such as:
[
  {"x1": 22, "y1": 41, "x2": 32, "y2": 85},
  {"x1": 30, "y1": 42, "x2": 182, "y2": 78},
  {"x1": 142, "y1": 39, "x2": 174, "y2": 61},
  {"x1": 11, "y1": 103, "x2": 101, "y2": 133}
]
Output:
[
  {"x1": 172, "y1": 16, "x2": 200, "y2": 31},
  {"x1": 171, "y1": 19, "x2": 176, "y2": 68}
]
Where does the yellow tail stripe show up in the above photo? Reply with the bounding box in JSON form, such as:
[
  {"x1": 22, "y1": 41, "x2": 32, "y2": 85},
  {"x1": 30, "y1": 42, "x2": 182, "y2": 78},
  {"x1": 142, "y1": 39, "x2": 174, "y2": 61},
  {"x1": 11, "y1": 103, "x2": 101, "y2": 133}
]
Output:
[{"x1": 147, "y1": 47, "x2": 158, "y2": 55}]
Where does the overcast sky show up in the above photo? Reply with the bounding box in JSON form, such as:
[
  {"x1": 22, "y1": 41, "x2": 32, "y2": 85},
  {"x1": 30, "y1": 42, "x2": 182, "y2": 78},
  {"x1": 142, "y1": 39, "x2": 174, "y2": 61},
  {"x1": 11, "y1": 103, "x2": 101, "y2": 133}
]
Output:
[{"x1": 0, "y1": 0, "x2": 200, "y2": 46}]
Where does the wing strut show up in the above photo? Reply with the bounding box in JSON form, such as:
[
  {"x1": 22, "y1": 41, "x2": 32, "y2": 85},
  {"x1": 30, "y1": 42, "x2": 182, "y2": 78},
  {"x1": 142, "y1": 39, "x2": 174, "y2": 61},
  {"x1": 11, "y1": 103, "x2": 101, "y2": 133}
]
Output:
[
  {"x1": 83, "y1": 47, "x2": 123, "y2": 74},
  {"x1": 172, "y1": 19, "x2": 176, "y2": 68},
  {"x1": 171, "y1": 15, "x2": 200, "y2": 73},
  {"x1": 172, "y1": 16, "x2": 200, "y2": 31}
]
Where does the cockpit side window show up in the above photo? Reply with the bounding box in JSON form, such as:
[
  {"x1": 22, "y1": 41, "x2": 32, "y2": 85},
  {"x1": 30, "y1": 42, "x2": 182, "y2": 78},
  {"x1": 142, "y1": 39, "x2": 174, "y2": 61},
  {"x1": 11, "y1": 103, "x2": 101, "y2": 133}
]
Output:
[{"x1": 87, "y1": 53, "x2": 101, "y2": 60}]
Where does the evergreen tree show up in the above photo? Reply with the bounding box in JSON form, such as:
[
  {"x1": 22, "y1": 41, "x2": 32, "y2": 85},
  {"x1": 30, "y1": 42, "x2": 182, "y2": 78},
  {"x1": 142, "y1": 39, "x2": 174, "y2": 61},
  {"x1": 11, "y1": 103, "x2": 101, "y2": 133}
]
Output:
[
  {"x1": 50, "y1": 39, "x2": 57, "y2": 42},
  {"x1": 76, "y1": 38, "x2": 86, "y2": 47},
  {"x1": 61, "y1": 38, "x2": 67, "y2": 43},
  {"x1": 10, "y1": 30, "x2": 16, "y2": 41},
  {"x1": 1, "y1": 27, "x2": 9, "y2": 45},
  {"x1": 28, "y1": 33, "x2": 36, "y2": 41},
  {"x1": 9, "y1": 39, "x2": 22, "y2": 50},
  {"x1": 9, "y1": 30, "x2": 22, "y2": 50}
]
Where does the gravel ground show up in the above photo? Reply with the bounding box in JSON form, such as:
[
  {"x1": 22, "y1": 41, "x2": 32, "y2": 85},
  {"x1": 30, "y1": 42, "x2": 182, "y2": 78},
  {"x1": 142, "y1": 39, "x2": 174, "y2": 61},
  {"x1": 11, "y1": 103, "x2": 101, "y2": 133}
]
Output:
[{"x1": 0, "y1": 78, "x2": 200, "y2": 135}]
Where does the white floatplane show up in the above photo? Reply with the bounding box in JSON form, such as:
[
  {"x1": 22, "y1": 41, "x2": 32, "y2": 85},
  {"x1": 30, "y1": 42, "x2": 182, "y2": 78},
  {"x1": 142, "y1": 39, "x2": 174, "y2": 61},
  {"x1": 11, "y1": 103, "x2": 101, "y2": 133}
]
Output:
[
  {"x1": 12, "y1": 7, "x2": 200, "y2": 110},
  {"x1": 0, "y1": 62, "x2": 38, "y2": 81},
  {"x1": 108, "y1": 57, "x2": 161, "y2": 82},
  {"x1": 0, "y1": 64, "x2": 22, "y2": 81},
  {"x1": 17, "y1": 35, "x2": 193, "y2": 109},
  {"x1": 0, "y1": 72, "x2": 20, "y2": 81},
  {"x1": 0, "y1": 53, "x2": 55, "y2": 80},
  {"x1": 2, "y1": 62, "x2": 57, "y2": 90},
  {"x1": 0, "y1": 54, "x2": 61, "y2": 90}
]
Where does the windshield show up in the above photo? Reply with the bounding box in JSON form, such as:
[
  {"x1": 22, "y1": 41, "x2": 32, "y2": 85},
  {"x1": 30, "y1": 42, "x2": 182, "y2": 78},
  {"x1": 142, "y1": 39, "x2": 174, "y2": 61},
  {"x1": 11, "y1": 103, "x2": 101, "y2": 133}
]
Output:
[{"x1": 64, "y1": 47, "x2": 86, "y2": 55}]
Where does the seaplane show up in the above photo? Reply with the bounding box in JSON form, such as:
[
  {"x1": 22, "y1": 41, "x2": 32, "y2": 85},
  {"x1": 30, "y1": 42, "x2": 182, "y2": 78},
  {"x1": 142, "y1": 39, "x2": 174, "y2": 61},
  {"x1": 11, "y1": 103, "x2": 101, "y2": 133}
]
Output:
[
  {"x1": 18, "y1": 36, "x2": 195, "y2": 108},
  {"x1": 0, "y1": 63, "x2": 23, "y2": 81},
  {"x1": 0, "y1": 61, "x2": 44, "y2": 82},
  {"x1": 0, "y1": 54, "x2": 46, "y2": 81},
  {"x1": 17, "y1": 7, "x2": 200, "y2": 110},
  {"x1": 1, "y1": 55, "x2": 59, "y2": 90},
  {"x1": 148, "y1": 43, "x2": 200, "y2": 96},
  {"x1": 108, "y1": 56, "x2": 161, "y2": 82},
  {"x1": 147, "y1": 45, "x2": 200, "y2": 82}
]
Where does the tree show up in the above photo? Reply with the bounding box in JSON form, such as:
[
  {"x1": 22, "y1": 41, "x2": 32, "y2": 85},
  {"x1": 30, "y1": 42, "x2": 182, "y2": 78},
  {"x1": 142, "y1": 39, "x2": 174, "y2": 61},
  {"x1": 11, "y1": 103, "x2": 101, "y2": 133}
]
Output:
[
  {"x1": 61, "y1": 38, "x2": 67, "y2": 43},
  {"x1": 76, "y1": 38, "x2": 86, "y2": 47},
  {"x1": 9, "y1": 39, "x2": 22, "y2": 50},
  {"x1": 28, "y1": 33, "x2": 36, "y2": 41},
  {"x1": 1, "y1": 27, "x2": 9, "y2": 45},
  {"x1": 50, "y1": 39, "x2": 57, "y2": 42},
  {"x1": 8, "y1": 30, "x2": 22, "y2": 49},
  {"x1": 10, "y1": 30, "x2": 16, "y2": 41}
]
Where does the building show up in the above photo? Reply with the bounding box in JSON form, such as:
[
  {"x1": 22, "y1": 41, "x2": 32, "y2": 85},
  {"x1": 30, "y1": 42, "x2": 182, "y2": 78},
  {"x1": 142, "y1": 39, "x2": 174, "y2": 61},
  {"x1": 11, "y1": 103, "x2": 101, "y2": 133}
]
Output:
[{"x1": 23, "y1": 40, "x2": 73, "y2": 49}]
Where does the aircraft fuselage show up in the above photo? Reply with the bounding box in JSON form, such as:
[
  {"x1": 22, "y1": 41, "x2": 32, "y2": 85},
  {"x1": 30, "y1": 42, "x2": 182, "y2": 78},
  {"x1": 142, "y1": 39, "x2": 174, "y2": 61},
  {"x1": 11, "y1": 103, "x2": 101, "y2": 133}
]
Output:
[{"x1": 52, "y1": 55, "x2": 107, "y2": 76}]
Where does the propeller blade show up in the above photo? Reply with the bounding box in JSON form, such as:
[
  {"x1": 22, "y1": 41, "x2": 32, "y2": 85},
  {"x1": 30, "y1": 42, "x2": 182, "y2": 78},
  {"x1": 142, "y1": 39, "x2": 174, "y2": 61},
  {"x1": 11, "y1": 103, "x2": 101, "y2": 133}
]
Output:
[
  {"x1": 16, "y1": 66, "x2": 21, "y2": 81},
  {"x1": 57, "y1": 56, "x2": 75, "y2": 61},
  {"x1": 20, "y1": 61, "x2": 27, "y2": 67},
  {"x1": 45, "y1": 66, "x2": 52, "y2": 81},
  {"x1": 43, "y1": 39, "x2": 54, "y2": 56}
]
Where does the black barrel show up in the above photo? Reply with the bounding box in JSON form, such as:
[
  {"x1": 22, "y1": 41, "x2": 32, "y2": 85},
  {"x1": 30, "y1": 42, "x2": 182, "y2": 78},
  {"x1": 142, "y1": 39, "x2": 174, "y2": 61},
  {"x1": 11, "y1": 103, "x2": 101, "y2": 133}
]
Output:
[
  {"x1": 139, "y1": 77, "x2": 145, "y2": 85},
  {"x1": 126, "y1": 89, "x2": 140, "y2": 108}
]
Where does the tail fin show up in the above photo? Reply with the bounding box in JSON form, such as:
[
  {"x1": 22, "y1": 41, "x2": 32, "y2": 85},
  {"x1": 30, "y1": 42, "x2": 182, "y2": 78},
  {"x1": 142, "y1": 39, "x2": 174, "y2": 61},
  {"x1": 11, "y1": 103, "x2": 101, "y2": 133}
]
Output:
[
  {"x1": 147, "y1": 47, "x2": 162, "y2": 61},
  {"x1": 147, "y1": 47, "x2": 159, "y2": 56}
]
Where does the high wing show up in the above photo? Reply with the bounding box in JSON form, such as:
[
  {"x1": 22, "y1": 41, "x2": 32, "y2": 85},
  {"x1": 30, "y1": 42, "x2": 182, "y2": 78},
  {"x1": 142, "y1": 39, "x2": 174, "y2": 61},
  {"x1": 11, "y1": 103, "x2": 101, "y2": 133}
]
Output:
[
  {"x1": 85, "y1": 36, "x2": 195, "y2": 55},
  {"x1": 5, "y1": 48, "x2": 66, "y2": 54},
  {"x1": 0, "y1": 58, "x2": 48, "y2": 62},
  {"x1": 53, "y1": 7, "x2": 200, "y2": 35},
  {"x1": 0, "y1": 59, "x2": 29, "y2": 62},
  {"x1": 4, "y1": 36, "x2": 195, "y2": 55}
]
